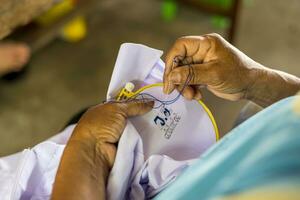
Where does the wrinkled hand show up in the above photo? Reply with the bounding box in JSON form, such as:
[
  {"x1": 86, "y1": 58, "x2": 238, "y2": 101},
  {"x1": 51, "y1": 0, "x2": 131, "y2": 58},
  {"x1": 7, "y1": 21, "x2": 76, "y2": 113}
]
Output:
[
  {"x1": 52, "y1": 100, "x2": 153, "y2": 200},
  {"x1": 163, "y1": 33, "x2": 264, "y2": 101},
  {"x1": 71, "y1": 100, "x2": 154, "y2": 168}
]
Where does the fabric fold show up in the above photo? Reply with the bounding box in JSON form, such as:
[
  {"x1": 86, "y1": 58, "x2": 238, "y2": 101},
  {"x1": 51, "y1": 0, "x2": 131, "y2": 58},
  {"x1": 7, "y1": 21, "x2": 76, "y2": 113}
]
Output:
[{"x1": 0, "y1": 43, "x2": 216, "y2": 200}]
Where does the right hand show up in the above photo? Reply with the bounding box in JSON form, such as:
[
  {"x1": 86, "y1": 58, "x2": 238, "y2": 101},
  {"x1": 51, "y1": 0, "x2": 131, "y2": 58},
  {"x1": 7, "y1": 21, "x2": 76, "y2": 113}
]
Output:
[{"x1": 163, "y1": 33, "x2": 265, "y2": 101}]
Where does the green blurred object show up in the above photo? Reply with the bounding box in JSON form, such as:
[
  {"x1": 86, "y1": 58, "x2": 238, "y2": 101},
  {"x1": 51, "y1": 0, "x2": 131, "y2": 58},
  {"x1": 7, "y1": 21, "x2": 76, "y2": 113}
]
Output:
[
  {"x1": 201, "y1": 0, "x2": 233, "y2": 9},
  {"x1": 161, "y1": 0, "x2": 242, "y2": 29},
  {"x1": 161, "y1": 0, "x2": 178, "y2": 22},
  {"x1": 202, "y1": 0, "x2": 232, "y2": 29},
  {"x1": 212, "y1": 15, "x2": 230, "y2": 29}
]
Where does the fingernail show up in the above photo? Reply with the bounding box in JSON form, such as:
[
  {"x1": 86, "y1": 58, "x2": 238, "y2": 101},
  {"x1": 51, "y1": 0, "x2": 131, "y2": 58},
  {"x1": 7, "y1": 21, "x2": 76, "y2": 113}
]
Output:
[
  {"x1": 144, "y1": 100, "x2": 155, "y2": 108},
  {"x1": 148, "y1": 101, "x2": 155, "y2": 107},
  {"x1": 143, "y1": 98, "x2": 154, "y2": 103}
]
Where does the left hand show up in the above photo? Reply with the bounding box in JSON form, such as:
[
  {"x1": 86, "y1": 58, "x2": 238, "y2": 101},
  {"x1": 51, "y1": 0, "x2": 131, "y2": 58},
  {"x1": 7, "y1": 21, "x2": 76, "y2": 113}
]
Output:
[
  {"x1": 70, "y1": 100, "x2": 154, "y2": 168},
  {"x1": 52, "y1": 100, "x2": 154, "y2": 200}
]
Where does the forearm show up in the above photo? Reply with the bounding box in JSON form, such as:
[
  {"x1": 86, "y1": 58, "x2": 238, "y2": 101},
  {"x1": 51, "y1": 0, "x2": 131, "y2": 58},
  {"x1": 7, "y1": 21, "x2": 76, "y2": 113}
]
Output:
[
  {"x1": 50, "y1": 100, "x2": 152, "y2": 199},
  {"x1": 247, "y1": 66, "x2": 300, "y2": 107},
  {"x1": 0, "y1": 0, "x2": 58, "y2": 39},
  {"x1": 51, "y1": 129, "x2": 109, "y2": 200}
]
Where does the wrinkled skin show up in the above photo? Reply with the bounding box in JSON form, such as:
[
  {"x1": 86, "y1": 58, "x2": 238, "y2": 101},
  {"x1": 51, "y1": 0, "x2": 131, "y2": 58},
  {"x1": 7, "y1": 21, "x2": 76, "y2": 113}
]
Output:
[
  {"x1": 73, "y1": 100, "x2": 154, "y2": 167},
  {"x1": 52, "y1": 100, "x2": 154, "y2": 200},
  {"x1": 163, "y1": 33, "x2": 260, "y2": 101},
  {"x1": 163, "y1": 33, "x2": 300, "y2": 107},
  {"x1": 52, "y1": 33, "x2": 300, "y2": 200}
]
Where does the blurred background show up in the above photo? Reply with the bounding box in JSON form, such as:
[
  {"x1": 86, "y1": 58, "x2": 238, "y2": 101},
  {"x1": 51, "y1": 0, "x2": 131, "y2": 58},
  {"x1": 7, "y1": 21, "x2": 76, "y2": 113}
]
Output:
[{"x1": 0, "y1": 0, "x2": 300, "y2": 156}]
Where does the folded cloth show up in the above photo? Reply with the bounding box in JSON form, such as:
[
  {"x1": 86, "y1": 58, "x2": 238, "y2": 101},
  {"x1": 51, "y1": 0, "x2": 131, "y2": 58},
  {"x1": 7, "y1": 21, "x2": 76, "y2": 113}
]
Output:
[
  {"x1": 0, "y1": 43, "x2": 217, "y2": 200},
  {"x1": 0, "y1": 125, "x2": 75, "y2": 200},
  {"x1": 106, "y1": 43, "x2": 217, "y2": 200}
]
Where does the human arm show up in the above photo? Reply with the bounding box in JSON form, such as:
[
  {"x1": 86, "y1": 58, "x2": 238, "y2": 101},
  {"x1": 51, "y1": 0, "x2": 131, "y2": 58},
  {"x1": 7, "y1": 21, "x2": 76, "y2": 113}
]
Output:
[
  {"x1": 51, "y1": 100, "x2": 153, "y2": 200},
  {"x1": 163, "y1": 33, "x2": 300, "y2": 107}
]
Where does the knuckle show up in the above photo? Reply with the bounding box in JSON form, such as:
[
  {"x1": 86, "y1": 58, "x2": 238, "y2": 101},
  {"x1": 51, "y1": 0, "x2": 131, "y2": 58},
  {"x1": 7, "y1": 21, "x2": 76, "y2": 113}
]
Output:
[
  {"x1": 205, "y1": 33, "x2": 223, "y2": 45},
  {"x1": 103, "y1": 103, "x2": 123, "y2": 115},
  {"x1": 172, "y1": 68, "x2": 184, "y2": 81},
  {"x1": 175, "y1": 37, "x2": 186, "y2": 43},
  {"x1": 173, "y1": 37, "x2": 188, "y2": 48},
  {"x1": 119, "y1": 102, "x2": 129, "y2": 111},
  {"x1": 207, "y1": 33, "x2": 222, "y2": 39},
  {"x1": 105, "y1": 103, "x2": 116, "y2": 110}
]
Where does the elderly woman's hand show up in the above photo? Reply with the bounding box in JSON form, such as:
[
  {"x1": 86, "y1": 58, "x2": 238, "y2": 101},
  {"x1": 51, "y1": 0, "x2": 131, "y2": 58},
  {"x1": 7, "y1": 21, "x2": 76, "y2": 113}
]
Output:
[
  {"x1": 163, "y1": 33, "x2": 263, "y2": 101},
  {"x1": 71, "y1": 100, "x2": 154, "y2": 168},
  {"x1": 51, "y1": 100, "x2": 154, "y2": 200},
  {"x1": 163, "y1": 33, "x2": 300, "y2": 107}
]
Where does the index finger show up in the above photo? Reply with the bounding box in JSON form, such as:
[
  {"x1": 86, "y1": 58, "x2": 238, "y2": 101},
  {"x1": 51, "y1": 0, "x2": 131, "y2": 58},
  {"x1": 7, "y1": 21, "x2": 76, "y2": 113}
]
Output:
[
  {"x1": 163, "y1": 36, "x2": 211, "y2": 94},
  {"x1": 163, "y1": 39, "x2": 187, "y2": 94}
]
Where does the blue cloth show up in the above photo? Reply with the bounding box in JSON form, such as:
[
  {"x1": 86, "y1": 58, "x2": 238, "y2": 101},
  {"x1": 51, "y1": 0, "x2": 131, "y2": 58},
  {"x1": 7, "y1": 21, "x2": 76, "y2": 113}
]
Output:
[{"x1": 155, "y1": 96, "x2": 300, "y2": 200}]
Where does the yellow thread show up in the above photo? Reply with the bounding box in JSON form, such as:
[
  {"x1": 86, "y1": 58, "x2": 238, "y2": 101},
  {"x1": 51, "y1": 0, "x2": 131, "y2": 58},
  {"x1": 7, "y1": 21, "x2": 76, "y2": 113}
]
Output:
[
  {"x1": 198, "y1": 101, "x2": 220, "y2": 141},
  {"x1": 117, "y1": 88, "x2": 134, "y2": 100},
  {"x1": 119, "y1": 83, "x2": 220, "y2": 141}
]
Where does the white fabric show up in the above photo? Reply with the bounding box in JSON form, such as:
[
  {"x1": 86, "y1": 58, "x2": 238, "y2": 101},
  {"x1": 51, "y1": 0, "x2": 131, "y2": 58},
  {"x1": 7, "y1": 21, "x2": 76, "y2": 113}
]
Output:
[
  {"x1": 107, "y1": 43, "x2": 163, "y2": 100},
  {"x1": 0, "y1": 43, "x2": 217, "y2": 200},
  {"x1": 0, "y1": 125, "x2": 75, "y2": 200},
  {"x1": 106, "y1": 44, "x2": 217, "y2": 200}
]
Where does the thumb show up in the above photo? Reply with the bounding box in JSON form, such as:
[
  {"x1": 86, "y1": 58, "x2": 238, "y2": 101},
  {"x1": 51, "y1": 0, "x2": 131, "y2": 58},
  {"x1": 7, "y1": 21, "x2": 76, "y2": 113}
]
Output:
[
  {"x1": 168, "y1": 62, "x2": 216, "y2": 85},
  {"x1": 122, "y1": 99, "x2": 154, "y2": 117}
]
